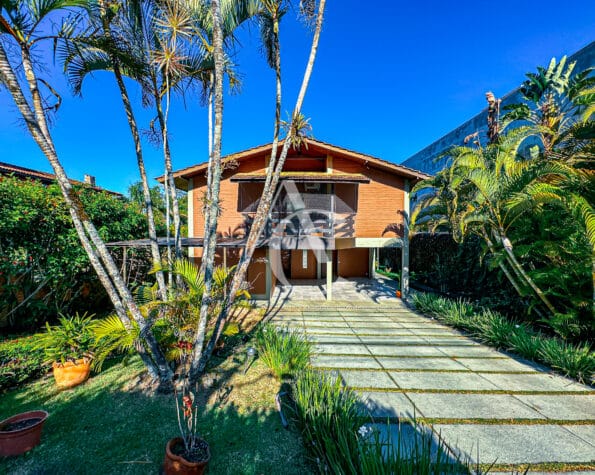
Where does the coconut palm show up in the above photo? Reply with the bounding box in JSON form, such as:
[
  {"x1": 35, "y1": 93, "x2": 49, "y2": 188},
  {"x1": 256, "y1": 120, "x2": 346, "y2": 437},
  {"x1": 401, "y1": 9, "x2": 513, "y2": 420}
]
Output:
[{"x1": 0, "y1": 0, "x2": 173, "y2": 386}]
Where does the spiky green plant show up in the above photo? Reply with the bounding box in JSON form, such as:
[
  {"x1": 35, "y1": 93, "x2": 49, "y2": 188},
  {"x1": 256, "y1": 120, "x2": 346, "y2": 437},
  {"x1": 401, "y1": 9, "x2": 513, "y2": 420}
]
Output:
[
  {"x1": 34, "y1": 312, "x2": 96, "y2": 365},
  {"x1": 255, "y1": 325, "x2": 311, "y2": 379},
  {"x1": 538, "y1": 339, "x2": 595, "y2": 384}
]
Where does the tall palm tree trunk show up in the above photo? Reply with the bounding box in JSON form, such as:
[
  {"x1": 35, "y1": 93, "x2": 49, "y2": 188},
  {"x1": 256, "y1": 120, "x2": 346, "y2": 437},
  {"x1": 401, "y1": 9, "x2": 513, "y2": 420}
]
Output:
[
  {"x1": 195, "y1": 0, "x2": 327, "y2": 375},
  {"x1": 97, "y1": 1, "x2": 167, "y2": 301},
  {"x1": 189, "y1": 0, "x2": 225, "y2": 383},
  {"x1": 1, "y1": 43, "x2": 171, "y2": 384}
]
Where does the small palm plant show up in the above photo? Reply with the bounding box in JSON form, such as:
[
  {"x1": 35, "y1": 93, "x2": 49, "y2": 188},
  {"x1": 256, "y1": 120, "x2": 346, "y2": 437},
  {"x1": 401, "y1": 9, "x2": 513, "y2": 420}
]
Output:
[{"x1": 35, "y1": 312, "x2": 95, "y2": 365}]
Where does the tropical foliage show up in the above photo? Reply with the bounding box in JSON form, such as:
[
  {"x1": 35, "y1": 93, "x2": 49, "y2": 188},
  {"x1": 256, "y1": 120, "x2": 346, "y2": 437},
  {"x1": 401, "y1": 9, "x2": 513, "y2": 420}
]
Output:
[
  {"x1": 412, "y1": 57, "x2": 594, "y2": 342},
  {"x1": 0, "y1": 177, "x2": 148, "y2": 329}
]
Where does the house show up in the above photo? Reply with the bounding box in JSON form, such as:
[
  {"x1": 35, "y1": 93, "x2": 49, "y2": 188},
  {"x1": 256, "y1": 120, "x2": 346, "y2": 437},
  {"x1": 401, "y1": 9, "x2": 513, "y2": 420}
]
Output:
[
  {"x1": 168, "y1": 139, "x2": 430, "y2": 300},
  {"x1": 0, "y1": 161, "x2": 121, "y2": 196}
]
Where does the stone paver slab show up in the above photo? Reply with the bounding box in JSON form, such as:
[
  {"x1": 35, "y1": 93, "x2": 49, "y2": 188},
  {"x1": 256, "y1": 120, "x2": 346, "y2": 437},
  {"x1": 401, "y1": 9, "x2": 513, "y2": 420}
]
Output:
[
  {"x1": 311, "y1": 355, "x2": 382, "y2": 369},
  {"x1": 481, "y1": 373, "x2": 591, "y2": 393},
  {"x1": 432, "y1": 424, "x2": 595, "y2": 463},
  {"x1": 422, "y1": 337, "x2": 479, "y2": 346},
  {"x1": 434, "y1": 346, "x2": 505, "y2": 358},
  {"x1": 359, "y1": 391, "x2": 417, "y2": 418},
  {"x1": 517, "y1": 394, "x2": 595, "y2": 420},
  {"x1": 377, "y1": 357, "x2": 469, "y2": 371},
  {"x1": 455, "y1": 357, "x2": 540, "y2": 373},
  {"x1": 406, "y1": 392, "x2": 544, "y2": 419},
  {"x1": 308, "y1": 335, "x2": 365, "y2": 344},
  {"x1": 366, "y1": 345, "x2": 447, "y2": 357},
  {"x1": 359, "y1": 337, "x2": 432, "y2": 345},
  {"x1": 389, "y1": 371, "x2": 500, "y2": 391},
  {"x1": 563, "y1": 425, "x2": 595, "y2": 447},
  {"x1": 306, "y1": 327, "x2": 355, "y2": 335},
  {"x1": 313, "y1": 344, "x2": 370, "y2": 355},
  {"x1": 338, "y1": 370, "x2": 397, "y2": 389}
]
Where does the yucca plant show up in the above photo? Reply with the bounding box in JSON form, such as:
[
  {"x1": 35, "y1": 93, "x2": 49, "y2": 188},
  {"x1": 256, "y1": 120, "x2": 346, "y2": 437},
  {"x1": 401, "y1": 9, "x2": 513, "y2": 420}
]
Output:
[
  {"x1": 34, "y1": 312, "x2": 96, "y2": 365},
  {"x1": 256, "y1": 325, "x2": 311, "y2": 379}
]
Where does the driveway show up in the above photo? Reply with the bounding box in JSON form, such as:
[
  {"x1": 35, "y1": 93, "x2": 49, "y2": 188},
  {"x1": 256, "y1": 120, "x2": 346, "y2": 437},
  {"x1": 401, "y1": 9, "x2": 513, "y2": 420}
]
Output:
[{"x1": 269, "y1": 301, "x2": 595, "y2": 468}]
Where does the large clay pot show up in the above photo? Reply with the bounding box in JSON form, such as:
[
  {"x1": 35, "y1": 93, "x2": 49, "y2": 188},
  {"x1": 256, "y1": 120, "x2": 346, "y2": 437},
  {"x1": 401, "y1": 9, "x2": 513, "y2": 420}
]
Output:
[
  {"x1": 0, "y1": 410, "x2": 48, "y2": 456},
  {"x1": 164, "y1": 437, "x2": 210, "y2": 475},
  {"x1": 52, "y1": 358, "x2": 91, "y2": 389}
]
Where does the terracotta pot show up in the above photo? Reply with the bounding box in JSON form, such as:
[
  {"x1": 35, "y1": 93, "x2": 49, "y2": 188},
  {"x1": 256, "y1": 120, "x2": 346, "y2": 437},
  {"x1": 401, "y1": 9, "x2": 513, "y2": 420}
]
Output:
[
  {"x1": 396, "y1": 290, "x2": 402, "y2": 298},
  {"x1": 0, "y1": 410, "x2": 48, "y2": 456},
  {"x1": 164, "y1": 437, "x2": 210, "y2": 475},
  {"x1": 52, "y1": 358, "x2": 91, "y2": 389}
]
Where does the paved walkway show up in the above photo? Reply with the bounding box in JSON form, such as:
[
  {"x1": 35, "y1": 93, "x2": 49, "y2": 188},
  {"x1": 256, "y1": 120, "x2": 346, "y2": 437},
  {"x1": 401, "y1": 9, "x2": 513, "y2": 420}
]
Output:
[
  {"x1": 268, "y1": 301, "x2": 595, "y2": 470},
  {"x1": 270, "y1": 275, "x2": 398, "y2": 303}
]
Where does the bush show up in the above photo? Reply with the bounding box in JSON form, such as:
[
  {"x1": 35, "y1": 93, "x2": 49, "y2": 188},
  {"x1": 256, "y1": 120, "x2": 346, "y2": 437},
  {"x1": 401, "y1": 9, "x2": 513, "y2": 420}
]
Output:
[
  {"x1": 0, "y1": 335, "x2": 46, "y2": 391},
  {"x1": 538, "y1": 339, "x2": 595, "y2": 383},
  {"x1": 0, "y1": 177, "x2": 150, "y2": 329},
  {"x1": 255, "y1": 325, "x2": 311, "y2": 379}
]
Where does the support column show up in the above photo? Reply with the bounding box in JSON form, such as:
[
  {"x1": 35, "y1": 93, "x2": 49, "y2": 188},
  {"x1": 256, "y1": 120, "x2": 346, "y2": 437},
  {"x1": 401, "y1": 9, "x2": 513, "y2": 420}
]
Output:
[
  {"x1": 266, "y1": 248, "x2": 272, "y2": 300},
  {"x1": 401, "y1": 180, "x2": 410, "y2": 297},
  {"x1": 187, "y1": 178, "x2": 194, "y2": 258},
  {"x1": 326, "y1": 249, "x2": 332, "y2": 301}
]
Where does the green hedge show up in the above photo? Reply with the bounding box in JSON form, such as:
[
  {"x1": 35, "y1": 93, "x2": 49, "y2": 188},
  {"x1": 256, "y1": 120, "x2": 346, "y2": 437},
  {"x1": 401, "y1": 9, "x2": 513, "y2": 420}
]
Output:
[{"x1": 0, "y1": 335, "x2": 46, "y2": 392}]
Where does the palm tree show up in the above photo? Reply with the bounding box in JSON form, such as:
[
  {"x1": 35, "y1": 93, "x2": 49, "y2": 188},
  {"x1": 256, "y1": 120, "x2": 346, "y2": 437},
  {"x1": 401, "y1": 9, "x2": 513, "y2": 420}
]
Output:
[
  {"x1": 0, "y1": 0, "x2": 173, "y2": 386},
  {"x1": 413, "y1": 128, "x2": 562, "y2": 316},
  {"x1": 193, "y1": 0, "x2": 326, "y2": 380},
  {"x1": 62, "y1": 0, "x2": 168, "y2": 299}
]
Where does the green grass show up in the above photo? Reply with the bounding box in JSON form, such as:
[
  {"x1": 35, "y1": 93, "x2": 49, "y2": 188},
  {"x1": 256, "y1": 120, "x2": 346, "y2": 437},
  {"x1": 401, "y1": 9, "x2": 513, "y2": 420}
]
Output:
[{"x1": 0, "y1": 352, "x2": 310, "y2": 474}]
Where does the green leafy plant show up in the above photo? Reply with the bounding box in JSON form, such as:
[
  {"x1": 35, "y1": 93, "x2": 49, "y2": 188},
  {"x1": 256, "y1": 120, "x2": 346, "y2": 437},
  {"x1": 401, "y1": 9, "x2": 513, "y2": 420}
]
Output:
[
  {"x1": 413, "y1": 292, "x2": 595, "y2": 384},
  {"x1": 0, "y1": 335, "x2": 45, "y2": 391},
  {"x1": 538, "y1": 339, "x2": 595, "y2": 383},
  {"x1": 292, "y1": 369, "x2": 475, "y2": 474},
  {"x1": 34, "y1": 312, "x2": 96, "y2": 364},
  {"x1": 256, "y1": 325, "x2": 311, "y2": 379}
]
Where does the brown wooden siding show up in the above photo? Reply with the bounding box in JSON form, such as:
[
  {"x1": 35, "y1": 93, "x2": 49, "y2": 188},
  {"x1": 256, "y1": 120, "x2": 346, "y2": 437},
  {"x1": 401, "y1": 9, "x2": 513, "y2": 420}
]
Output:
[
  {"x1": 338, "y1": 248, "x2": 369, "y2": 277},
  {"x1": 333, "y1": 157, "x2": 405, "y2": 238},
  {"x1": 290, "y1": 249, "x2": 317, "y2": 279}
]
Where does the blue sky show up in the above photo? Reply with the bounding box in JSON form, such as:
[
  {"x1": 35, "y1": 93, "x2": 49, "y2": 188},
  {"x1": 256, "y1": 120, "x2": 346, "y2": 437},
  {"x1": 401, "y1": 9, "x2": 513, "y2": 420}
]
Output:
[{"x1": 1, "y1": 1, "x2": 594, "y2": 194}]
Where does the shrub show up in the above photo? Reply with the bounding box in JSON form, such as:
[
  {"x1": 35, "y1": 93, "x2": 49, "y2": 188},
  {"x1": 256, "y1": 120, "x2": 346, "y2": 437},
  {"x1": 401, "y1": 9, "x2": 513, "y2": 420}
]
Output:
[
  {"x1": 507, "y1": 329, "x2": 541, "y2": 360},
  {"x1": 538, "y1": 339, "x2": 595, "y2": 384},
  {"x1": 255, "y1": 325, "x2": 311, "y2": 379},
  {"x1": 34, "y1": 312, "x2": 96, "y2": 364},
  {"x1": 0, "y1": 335, "x2": 46, "y2": 391},
  {"x1": 475, "y1": 310, "x2": 517, "y2": 348}
]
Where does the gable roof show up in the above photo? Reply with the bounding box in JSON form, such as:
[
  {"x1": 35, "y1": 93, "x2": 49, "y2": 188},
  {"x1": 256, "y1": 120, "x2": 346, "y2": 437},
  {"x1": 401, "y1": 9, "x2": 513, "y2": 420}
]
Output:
[{"x1": 163, "y1": 138, "x2": 431, "y2": 190}]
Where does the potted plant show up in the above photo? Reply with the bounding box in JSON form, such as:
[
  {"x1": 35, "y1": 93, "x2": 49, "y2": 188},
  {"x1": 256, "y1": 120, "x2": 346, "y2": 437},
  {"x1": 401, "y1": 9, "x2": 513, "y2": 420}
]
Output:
[
  {"x1": 163, "y1": 341, "x2": 210, "y2": 475},
  {"x1": 0, "y1": 410, "x2": 48, "y2": 456},
  {"x1": 34, "y1": 312, "x2": 95, "y2": 389}
]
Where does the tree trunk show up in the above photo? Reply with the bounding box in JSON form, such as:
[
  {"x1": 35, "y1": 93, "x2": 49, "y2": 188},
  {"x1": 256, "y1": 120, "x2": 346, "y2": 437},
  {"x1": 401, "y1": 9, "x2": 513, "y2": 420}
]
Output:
[
  {"x1": 196, "y1": 0, "x2": 327, "y2": 374},
  {"x1": 1, "y1": 43, "x2": 170, "y2": 383},
  {"x1": 499, "y1": 231, "x2": 557, "y2": 315},
  {"x1": 97, "y1": 3, "x2": 167, "y2": 301},
  {"x1": 481, "y1": 229, "x2": 525, "y2": 297},
  {"x1": 189, "y1": 0, "x2": 225, "y2": 383}
]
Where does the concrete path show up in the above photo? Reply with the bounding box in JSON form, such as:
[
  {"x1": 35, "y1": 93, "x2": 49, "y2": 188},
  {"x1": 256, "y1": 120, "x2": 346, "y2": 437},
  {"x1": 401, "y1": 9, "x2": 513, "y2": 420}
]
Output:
[{"x1": 268, "y1": 301, "x2": 595, "y2": 470}]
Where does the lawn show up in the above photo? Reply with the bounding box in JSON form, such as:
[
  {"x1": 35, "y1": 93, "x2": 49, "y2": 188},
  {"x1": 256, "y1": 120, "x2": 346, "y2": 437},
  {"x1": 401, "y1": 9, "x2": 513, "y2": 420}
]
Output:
[{"x1": 0, "y1": 347, "x2": 311, "y2": 474}]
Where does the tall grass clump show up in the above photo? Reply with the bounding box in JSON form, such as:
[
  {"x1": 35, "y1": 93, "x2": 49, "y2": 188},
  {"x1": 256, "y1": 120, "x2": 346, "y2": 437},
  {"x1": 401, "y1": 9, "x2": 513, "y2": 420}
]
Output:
[
  {"x1": 412, "y1": 292, "x2": 595, "y2": 385},
  {"x1": 256, "y1": 325, "x2": 311, "y2": 379},
  {"x1": 293, "y1": 369, "x2": 364, "y2": 473},
  {"x1": 538, "y1": 339, "x2": 595, "y2": 383},
  {"x1": 292, "y1": 369, "x2": 474, "y2": 474}
]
